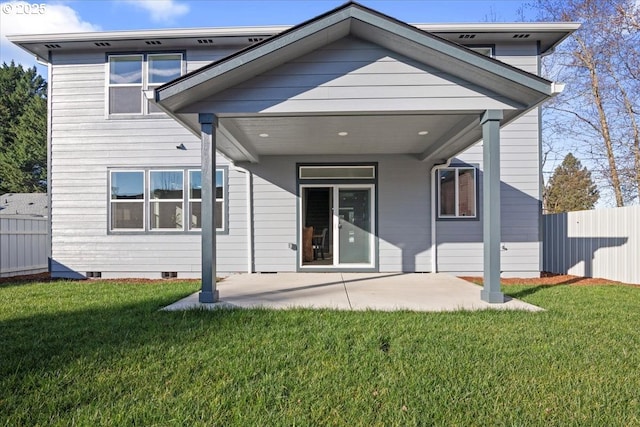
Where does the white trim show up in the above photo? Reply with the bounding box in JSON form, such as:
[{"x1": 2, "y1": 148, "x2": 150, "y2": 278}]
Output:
[
  {"x1": 109, "y1": 169, "x2": 146, "y2": 232},
  {"x1": 299, "y1": 165, "x2": 376, "y2": 180},
  {"x1": 187, "y1": 168, "x2": 226, "y2": 232},
  {"x1": 149, "y1": 169, "x2": 184, "y2": 231},
  {"x1": 106, "y1": 52, "x2": 183, "y2": 117},
  {"x1": 299, "y1": 183, "x2": 376, "y2": 270},
  {"x1": 6, "y1": 23, "x2": 579, "y2": 44},
  {"x1": 430, "y1": 159, "x2": 452, "y2": 273},
  {"x1": 437, "y1": 167, "x2": 477, "y2": 219}
]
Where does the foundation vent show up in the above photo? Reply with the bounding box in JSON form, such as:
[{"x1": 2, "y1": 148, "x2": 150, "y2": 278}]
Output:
[
  {"x1": 86, "y1": 271, "x2": 102, "y2": 278},
  {"x1": 162, "y1": 271, "x2": 178, "y2": 279}
]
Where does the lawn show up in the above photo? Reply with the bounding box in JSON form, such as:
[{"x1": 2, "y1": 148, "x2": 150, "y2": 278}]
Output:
[{"x1": 1, "y1": 279, "x2": 639, "y2": 426}]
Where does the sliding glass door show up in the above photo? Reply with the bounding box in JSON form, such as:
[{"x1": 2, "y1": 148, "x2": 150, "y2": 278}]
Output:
[
  {"x1": 300, "y1": 183, "x2": 375, "y2": 269},
  {"x1": 337, "y1": 188, "x2": 372, "y2": 265}
]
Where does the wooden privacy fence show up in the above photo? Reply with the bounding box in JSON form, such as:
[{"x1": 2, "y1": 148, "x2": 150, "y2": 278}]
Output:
[
  {"x1": 0, "y1": 216, "x2": 48, "y2": 278},
  {"x1": 543, "y1": 206, "x2": 640, "y2": 284}
]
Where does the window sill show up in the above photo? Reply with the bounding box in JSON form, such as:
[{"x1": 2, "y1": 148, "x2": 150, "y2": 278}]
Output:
[
  {"x1": 107, "y1": 230, "x2": 228, "y2": 235},
  {"x1": 436, "y1": 216, "x2": 479, "y2": 222},
  {"x1": 107, "y1": 113, "x2": 172, "y2": 120}
]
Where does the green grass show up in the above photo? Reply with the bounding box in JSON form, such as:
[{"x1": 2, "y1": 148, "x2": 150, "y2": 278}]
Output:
[{"x1": 1, "y1": 279, "x2": 639, "y2": 426}]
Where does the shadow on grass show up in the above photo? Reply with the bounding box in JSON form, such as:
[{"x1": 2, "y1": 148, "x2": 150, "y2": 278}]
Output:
[
  {"x1": 505, "y1": 283, "x2": 571, "y2": 299},
  {"x1": 0, "y1": 296, "x2": 246, "y2": 380}
]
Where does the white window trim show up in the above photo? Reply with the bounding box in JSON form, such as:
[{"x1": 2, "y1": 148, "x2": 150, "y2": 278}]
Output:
[
  {"x1": 468, "y1": 46, "x2": 494, "y2": 57},
  {"x1": 187, "y1": 168, "x2": 226, "y2": 232},
  {"x1": 216, "y1": 168, "x2": 226, "y2": 232},
  {"x1": 105, "y1": 52, "x2": 184, "y2": 118},
  {"x1": 188, "y1": 169, "x2": 202, "y2": 231},
  {"x1": 298, "y1": 165, "x2": 376, "y2": 180},
  {"x1": 438, "y1": 167, "x2": 477, "y2": 219},
  {"x1": 108, "y1": 167, "x2": 226, "y2": 233},
  {"x1": 149, "y1": 169, "x2": 184, "y2": 232},
  {"x1": 109, "y1": 169, "x2": 146, "y2": 232}
]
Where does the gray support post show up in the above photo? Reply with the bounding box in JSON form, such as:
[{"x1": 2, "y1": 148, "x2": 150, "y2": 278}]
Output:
[
  {"x1": 481, "y1": 110, "x2": 504, "y2": 303},
  {"x1": 199, "y1": 113, "x2": 219, "y2": 303}
]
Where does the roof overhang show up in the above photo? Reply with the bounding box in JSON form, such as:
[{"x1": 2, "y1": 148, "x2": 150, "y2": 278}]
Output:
[
  {"x1": 7, "y1": 21, "x2": 579, "y2": 65},
  {"x1": 149, "y1": 2, "x2": 566, "y2": 163}
]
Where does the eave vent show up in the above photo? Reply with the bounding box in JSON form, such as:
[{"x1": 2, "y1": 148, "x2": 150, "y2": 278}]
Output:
[
  {"x1": 197, "y1": 39, "x2": 215, "y2": 44},
  {"x1": 145, "y1": 40, "x2": 162, "y2": 45},
  {"x1": 248, "y1": 37, "x2": 264, "y2": 43},
  {"x1": 513, "y1": 34, "x2": 531, "y2": 39},
  {"x1": 45, "y1": 44, "x2": 62, "y2": 49},
  {"x1": 94, "y1": 42, "x2": 111, "y2": 47},
  {"x1": 458, "y1": 34, "x2": 476, "y2": 39}
]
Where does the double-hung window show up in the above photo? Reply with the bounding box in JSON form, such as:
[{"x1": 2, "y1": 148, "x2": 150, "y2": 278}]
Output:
[
  {"x1": 188, "y1": 170, "x2": 224, "y2": 230},
  {"x1": 108, "y1": 53, "x2": 182, "y2": 115},
  {"x1": 110, "y1": 171, "x2": 145, "y2": 230},
  {"x1": 109, "y1": 168, "x2": 226, "y2": 232},
  {"x1": 438, "y1": 167, "x2": 477, "y2": 218},
  {"x1": 150, "y1": 170, "x2": 183, "y2": 230}
]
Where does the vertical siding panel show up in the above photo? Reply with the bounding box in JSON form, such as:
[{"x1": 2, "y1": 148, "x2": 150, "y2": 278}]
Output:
[
  {"x1": 542, "y1": 206, "x2": 639, "y2": 284},
  {"x1": 0, "y1": 216, "x2": 48, "y2": 277}
]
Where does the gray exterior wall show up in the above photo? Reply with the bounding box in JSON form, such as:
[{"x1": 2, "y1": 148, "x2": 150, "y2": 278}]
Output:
[
  {"x1": 49, "y1": 47, "x2": 248, "y2": 278},
  {"x1": 48, "y1": 37, "x2": 543, "y2": 278},
  {"x1": 188, "y1": 37, "x2": 517, "y2": 115},
  {"x1": 242, "y1": 154, "x2": 433, "y2": 273},
  {"x1": 437, "y1": 42, "x2": 542, "y2": 277}
]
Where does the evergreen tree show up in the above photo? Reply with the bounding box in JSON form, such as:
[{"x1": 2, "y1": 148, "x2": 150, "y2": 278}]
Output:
[
  {"x1": 544, "y1": 153, "x2": 600, "y2": 213},
  {"x1": 0, "y1": 61, "x2": 47, "y2": 193}
]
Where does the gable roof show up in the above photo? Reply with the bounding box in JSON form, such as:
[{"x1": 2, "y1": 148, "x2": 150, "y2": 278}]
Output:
[{"x1": 155, "y1": 1, "x2": 557, "y2": 115}]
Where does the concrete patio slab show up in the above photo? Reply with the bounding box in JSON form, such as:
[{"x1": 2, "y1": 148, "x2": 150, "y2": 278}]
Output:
[{"x1": 163, "y1": 272, "x2": 543, "y2": 312}]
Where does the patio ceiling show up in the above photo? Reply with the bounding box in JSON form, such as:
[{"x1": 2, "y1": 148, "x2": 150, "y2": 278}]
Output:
[{"x1": 214, "y1": 113, "x2": 481, "y2": 160}]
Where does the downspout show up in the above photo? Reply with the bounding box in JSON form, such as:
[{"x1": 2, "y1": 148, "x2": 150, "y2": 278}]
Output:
[
  {"x1": 231, "y1": 165, "x2": 254, "y2": 273},
  {"x1": 37, "y1": 54, "x2": 52, "y2": 273},
  {"x1": 430, "y1": 159, "x2": 452, "y2": 273}
]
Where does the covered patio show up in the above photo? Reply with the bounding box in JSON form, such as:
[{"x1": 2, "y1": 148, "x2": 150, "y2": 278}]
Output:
[
  {"x1": 163, "y1": 273, "x2": 542, "y2": 312},
  {"x1": 153, "y1": 2, "x2": 563, "y2": 305}
]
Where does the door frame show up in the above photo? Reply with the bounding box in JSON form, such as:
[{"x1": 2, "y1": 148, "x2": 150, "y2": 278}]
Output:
[{"x1": 296, "y1": 163, "x2": 378, "y2": 272}]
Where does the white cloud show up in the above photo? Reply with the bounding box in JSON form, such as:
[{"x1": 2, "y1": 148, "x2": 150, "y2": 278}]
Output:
[
  {"x1": 122, "y1": 0, "x2": 189, "y2": 23},
  {"x1": 1, "y1": 1, "x2": 100, "y2": 70}
]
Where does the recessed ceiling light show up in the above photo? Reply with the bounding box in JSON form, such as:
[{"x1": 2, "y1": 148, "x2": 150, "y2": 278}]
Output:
[
  {"x1": 338, "y1": 131, "x2": 348, "y2": 136},
  {"x1": 259, "y1": 133, "x2": 269, "y2": 138},
  {"x1": 418, "y1": 130, "x2": 429, "y2": 136}
]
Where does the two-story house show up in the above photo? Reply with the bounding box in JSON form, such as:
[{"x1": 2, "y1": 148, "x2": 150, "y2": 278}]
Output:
[{"x1": 9, "y1": 2, "x2": 578, "y2": 303}]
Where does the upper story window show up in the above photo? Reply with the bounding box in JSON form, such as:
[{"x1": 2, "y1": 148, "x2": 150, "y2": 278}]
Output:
[
  {"x1": 438, "y1": 167, "x2": 477, "y2": 219},
  {"x1": 108, "y1": 53, "x2": 183, "y2": 116},
  {"x1": 468, "y1": 46, "x2": 493, "y2": 57}
]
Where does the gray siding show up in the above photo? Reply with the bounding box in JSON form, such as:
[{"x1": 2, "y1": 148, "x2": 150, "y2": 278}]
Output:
[
  {"x1": 48, "y1": 36, "x2": 545, "y2": 278},
  {"x1": 187, "y1": 37, "x2": 518, "y2": 115},
  {"x1": 436, "y1": 42, "x2": 542, "y2": 277},
  {"x1": 242, "y1": 154, "x2": 432, "y2": 273},
  {"x1": 49, "y1": 48, "x2": 249, "y2": 278}
]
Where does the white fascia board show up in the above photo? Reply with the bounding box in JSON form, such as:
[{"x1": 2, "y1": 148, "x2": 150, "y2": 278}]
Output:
[
  {"x1": 413, "y1": 22, "x2": 581, "y2": 32},
  {"x1": 5, "y1": 22, "x2": 580, "y2": 44},
  {"x1": 5, "y1": 26, "x2": 289, "y2": 44}
]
